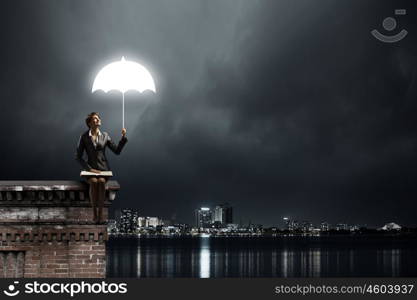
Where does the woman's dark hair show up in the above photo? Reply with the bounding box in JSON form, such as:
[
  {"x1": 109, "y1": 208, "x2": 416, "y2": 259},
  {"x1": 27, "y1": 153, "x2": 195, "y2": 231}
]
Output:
[{"x1": 85, "y1": 112, "x2": 100, "y2": 128}]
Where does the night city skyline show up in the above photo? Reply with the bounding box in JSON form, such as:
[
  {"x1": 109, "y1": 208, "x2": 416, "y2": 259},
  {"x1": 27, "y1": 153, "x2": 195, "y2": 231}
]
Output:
[
  {"x1": 112, "y1": 204, "x2": 407, "y2": 230},
  {"x1": 1, "y1": 0, "x2": 417, "y2": 228}
]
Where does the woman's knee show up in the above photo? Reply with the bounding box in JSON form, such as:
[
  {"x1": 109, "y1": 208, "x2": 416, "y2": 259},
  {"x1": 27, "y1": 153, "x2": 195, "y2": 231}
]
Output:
[
  {"x1": 88, "y1": 177, "x2": 98, "y2": 184},
  {"x1": 98, "y1": 177, "x2": 106, "y2": 184}
]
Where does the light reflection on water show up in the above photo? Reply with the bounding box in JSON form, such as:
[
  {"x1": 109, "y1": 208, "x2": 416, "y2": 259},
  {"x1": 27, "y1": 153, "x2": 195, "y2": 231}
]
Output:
[
  {"x1": 106, "y1": 236, "x2": 417, "y2": 278},
  {"x1": 200, "y1": 237, "x2": 210, "y2": 278}
]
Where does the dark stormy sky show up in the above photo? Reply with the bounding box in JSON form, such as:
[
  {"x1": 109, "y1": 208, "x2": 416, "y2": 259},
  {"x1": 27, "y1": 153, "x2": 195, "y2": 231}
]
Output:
[{"x1": 1, "y1": 0, "x2": 416, "y2": 227}]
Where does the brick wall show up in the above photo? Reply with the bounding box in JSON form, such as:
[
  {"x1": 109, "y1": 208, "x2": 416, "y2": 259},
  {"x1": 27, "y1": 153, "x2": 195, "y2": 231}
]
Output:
[{"x1": 0, "y1": 181, "x2": 119, "y2": 278}]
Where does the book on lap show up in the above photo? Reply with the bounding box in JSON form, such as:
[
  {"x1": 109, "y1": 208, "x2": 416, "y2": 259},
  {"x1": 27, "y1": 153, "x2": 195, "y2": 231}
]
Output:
[{"x1": 80, "y1": 171, "x2": 113, "y2": 177}]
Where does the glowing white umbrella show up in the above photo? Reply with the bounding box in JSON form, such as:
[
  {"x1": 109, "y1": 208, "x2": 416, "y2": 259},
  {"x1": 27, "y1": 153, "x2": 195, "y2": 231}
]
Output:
[{"x1": 92, "y1": 56, "x2": 156, "y2": 128}]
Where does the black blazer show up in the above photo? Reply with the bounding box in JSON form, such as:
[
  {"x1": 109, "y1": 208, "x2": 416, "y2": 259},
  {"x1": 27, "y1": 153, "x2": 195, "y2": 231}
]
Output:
[{"x1": 75, "y1": 130, "x2": 128, "y2": 171}]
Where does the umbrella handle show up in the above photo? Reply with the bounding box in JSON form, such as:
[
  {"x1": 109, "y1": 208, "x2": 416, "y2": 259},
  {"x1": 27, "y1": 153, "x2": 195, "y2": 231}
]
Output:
[{"x1": 122, "y1": 92, "x2": 125, "y2": 129}]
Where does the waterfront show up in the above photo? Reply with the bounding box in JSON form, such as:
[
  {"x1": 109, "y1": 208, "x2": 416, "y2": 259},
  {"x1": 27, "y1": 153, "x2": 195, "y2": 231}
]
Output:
[{"x1": 106, "y1": 235, "x2": 417, "y2": 277}]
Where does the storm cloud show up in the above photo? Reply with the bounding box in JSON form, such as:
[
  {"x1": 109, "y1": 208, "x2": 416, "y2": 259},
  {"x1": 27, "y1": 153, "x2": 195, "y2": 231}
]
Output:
[{"x1": 1, "y1": 0, "x2": 416, "y2": 227}]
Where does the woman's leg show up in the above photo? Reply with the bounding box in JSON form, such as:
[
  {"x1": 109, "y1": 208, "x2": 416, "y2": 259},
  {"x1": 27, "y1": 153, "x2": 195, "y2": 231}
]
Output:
[
  {"x1": 97, "y1": 177, "x2": 107, "y2": 223},
  {"x1": 88, "y1": 177, "x2": 99, "y2": 222}
]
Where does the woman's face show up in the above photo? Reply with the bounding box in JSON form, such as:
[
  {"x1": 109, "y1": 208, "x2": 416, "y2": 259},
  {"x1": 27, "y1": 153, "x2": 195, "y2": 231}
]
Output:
[{"x1": 89, "y1": 114, "x2": 101, "y2": 128}]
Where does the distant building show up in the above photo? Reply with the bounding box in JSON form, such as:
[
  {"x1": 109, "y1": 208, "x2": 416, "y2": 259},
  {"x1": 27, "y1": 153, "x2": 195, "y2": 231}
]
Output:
[
  {"x1": 320, "y1": 222, "x2": 330, "y2": 231},
  {"x1": 335, "y1": 223, "x2": 348, "y2": 231},
  {"x1": 212, "y1": 221, "x2": 223, "y2": 229},
  {"x1": 381, "y1": 222, "x2": 401, "y2": 231},
  {"x1": 214, "y1": 203, "x2": 233, "y2": 224},
  {"x1": 249, "y1": 223, "x2": 263, "y2": 232},
  {"x1": 107, "y1": 219, "x2": 118, "y2": 234},
  {"x1": 226, "y1": 223, "x2": 239, "y2": 230},
  {"x1": 349, "y1": 224, "x2": 360, "y2": 231},
  {"x1": 195, "y1": 207, "x2": 213, "y2": 228},
  {"x1": 283, "y1": 217, "x2": 290, "y2": 230},
  {"x1": 165, "y1": 223, "x2": 190, "y2": 234},
  {"x1": 119, "y1": 208, "x2": 139, "y2": 234},
  {"x1": 138, "y1": 217, "x2": 163, "y2": 228},
  {"x1": 283, "y1": 217, "x2": 300, "y2": 231},
  {"x1": 301, "y1": 221, "x2": 313, "y2": 232}
]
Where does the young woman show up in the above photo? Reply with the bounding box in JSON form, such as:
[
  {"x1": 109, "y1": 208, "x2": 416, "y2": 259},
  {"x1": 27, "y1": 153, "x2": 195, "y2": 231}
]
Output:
[{"x1": 76, "y1": 112, "x2": 128, "y2": 223}]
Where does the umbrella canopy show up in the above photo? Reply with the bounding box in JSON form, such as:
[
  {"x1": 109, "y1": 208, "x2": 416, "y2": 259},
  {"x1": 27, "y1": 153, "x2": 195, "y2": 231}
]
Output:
[
  {"x1": 92, "y1": 57, "x2": 156, "y2": 128},
  {"x1": 92, "y1": 56, "x2": 156, "y2": 93}
]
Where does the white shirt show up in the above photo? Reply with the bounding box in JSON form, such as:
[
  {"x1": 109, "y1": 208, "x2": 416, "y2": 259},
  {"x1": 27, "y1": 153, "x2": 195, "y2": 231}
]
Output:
[{"x1": 89, "y1": 129, "x2": 102, "y2": 148}]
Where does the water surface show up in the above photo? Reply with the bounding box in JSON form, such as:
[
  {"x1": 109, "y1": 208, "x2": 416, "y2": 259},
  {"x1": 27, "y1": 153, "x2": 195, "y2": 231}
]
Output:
[{"x1": 106, "y1": 235, "x2": 417, "y2": 277}]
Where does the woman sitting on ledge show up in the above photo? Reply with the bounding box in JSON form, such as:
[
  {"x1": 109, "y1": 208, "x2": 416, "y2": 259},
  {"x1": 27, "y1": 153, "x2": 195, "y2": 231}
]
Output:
[{"x1": 75, "y1": 112, "x2": 128, "y2": 223}]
